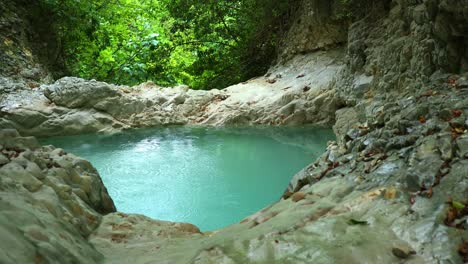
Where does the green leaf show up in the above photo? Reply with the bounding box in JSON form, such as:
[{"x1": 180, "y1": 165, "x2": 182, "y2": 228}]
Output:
[{"x1": 452, "y1": 201, "x2": 466, "y2": 209}]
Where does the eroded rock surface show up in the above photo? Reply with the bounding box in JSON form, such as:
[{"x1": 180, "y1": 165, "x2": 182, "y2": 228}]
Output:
[
  {"x1": 0, "y1": 129, "x2": 115, "y2": 264},
  {"x1": 1, "y1": 50, "x2": 344, "y2": 136}
]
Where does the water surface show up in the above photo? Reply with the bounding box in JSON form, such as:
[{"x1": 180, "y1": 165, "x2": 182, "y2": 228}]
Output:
[{"x1": 41, "y1": 126, "x2": 334, "y2": 231}]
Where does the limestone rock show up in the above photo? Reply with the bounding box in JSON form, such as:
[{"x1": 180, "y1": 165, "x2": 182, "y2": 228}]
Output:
[
  {"x1": 0, "y1": 129, "x2": 116, "y2": 264},
  {"x1": 456, "y1": 134, "x2": 468, "y2": 158},
  {"x1": 0, "y1": 153, "x2": 9, "y2": 165},
  {"x1": 392, "y1": 245, "x2": 416, "y2": 259},
  {"x1": 43, "y1": 77, "x2": 120, "y2": 108}
]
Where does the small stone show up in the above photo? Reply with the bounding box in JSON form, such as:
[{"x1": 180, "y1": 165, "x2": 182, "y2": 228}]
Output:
[
  {"x1": 457, "y1": 77, "x2": 468, "y2": 88},
  {"x1": 438, "y1": 134, "x2": 453, "y2": 161},
  {"x1": 392, "y1": 245, "x2": 416, "y2": 259},
  {"x1": 51, "y1": 148, "x2": 66, "y2": 157},
  {"x1": 451, "y1": 116, "x2": 466, "y2": 129},
  {"x1": 437, "y1": 108, "x2": 452, "y2": 120},
  {"x1": 346, "y1": 128, "x2": 361, "y2": 140},
  {"x1": 26, "y1": 162, "x2": 45, "y2": 180},
  {"x1": 291, "y1": 192, "x2": 306, "y2": 202},
  {"x1": 0, "y1": 153, "x2": 9, "y2": 166},
  {"x1": 328, "y1": 146, "x2": 344, "y2": 163},
  {"x1": 456, "y1": 134, "x2": 468, "y2": 158},
  {"x1": 173, "y1": 93, "x2": 186, "y2": 104}
]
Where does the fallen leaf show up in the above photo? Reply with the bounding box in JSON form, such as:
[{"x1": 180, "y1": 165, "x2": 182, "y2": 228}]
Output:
[
  {"x1": 448, "y1": 78, "x2": 457, "y2": 87},
  {"x1": 453, "y1": 127, "x2": 465, "y2": 134},
  {"x1": 459, "y1": 240, "x2": 468, "y2": 254},
  {"x1": 427, "y1": 187, "x2": 433, "y2": 198},
  {"x1": 459, "y1": 241, "x2": 468, "y2": 263},
  {"x1": 452, "y1": 201, "x2": 466, "y2": 210},
  {"x1": 418, "y1": 116, "x2": 426, "y2": 123},
  {"x1": 452, "y1": 132, "x2": 462, "y2": 140},
  {"x1": 384, "y1": 187, "x2": 397, "y2": 200},
  {"x1": 444, "y1": 207, "x2": 458, "y2": 226},
  {"x1": 282, "y1": 191, "x2": 293, "y2": 200},
  {"x1": 452, "y1": 109, "x2": 462, "y2": 117},
  {"x1": 420, "y1": 90, "x2": 435, "y2": 97}
]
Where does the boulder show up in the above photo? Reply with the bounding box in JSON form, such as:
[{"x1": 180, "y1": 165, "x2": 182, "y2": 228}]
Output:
[
  {"x1": 0, "y1": 129, "x2": 116, "y2": 264},
  {"x1": 43, "y1": 77, "x2": 120, "y2": 109}
]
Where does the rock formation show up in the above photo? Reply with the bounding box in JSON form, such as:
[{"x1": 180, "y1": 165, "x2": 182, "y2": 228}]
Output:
[
  {"x1": 0, "y1": 129, "x2": 115, "y2": 263},
  {"x1": 0, "y1": 0, "x2": 467, "y2": 263},
  {"x1": 0, "y1": 50, "x2": 343, "y2": 136}
]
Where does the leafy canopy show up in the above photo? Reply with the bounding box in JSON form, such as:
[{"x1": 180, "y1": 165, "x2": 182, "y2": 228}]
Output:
[{"x1": 40, "y1": 0, "x2": 289, "y2": 89}]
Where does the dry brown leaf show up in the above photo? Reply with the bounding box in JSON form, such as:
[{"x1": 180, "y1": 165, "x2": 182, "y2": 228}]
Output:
[
  {"x1": 427, "y1": 187, "x2": 433, "y2": 198},
  {"x1": 418, "y1": 116, "x2": 426, "y2": 123},
  {"x1": 384, "y1": 187, "x2": 397, "y2": 200}
]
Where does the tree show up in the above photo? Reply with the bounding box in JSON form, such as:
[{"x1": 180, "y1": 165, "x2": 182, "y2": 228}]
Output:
[{"x1": 40, "y1": 0, "x2": 290, "y2": 89}]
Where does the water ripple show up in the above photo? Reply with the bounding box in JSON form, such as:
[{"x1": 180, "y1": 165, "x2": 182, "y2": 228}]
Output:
[{"x1": 41, "y1": 126, "x2": 334, "y2": 231}]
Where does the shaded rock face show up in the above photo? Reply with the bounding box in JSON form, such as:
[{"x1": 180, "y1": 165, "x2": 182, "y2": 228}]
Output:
[
  {"x1": 334, "y1": 0, "x2": 468, "y2": 103},
  {"x1": 287, "y1": 76, "x2": 467, "y2": 262},
  {"x1": 279, "y1": 0, "x2": 349, "y2": 60},
  {"x1": 0, "y1": 0, "x2": 64, "y2": 84},
  {"x1": 0, "y1": 129, "x2": 115, "y2": 264}
]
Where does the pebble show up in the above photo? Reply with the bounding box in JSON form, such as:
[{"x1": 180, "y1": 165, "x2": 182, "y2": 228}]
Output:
[
  {"x1": 392, "y1": 245, "x2": 416, "y2": 259},
  {"x1": 0, "y1": 153, "x2": 9, "y2": 165}
]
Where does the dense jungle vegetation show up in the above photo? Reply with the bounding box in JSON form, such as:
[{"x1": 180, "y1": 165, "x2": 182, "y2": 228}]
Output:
[{"x1": 39, "y1": 0, "x2": 290, "y2": 89}]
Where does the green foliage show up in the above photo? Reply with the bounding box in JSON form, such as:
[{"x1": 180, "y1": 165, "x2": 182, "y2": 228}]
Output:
[{"x1": 40, "y1": 0, "x2": 289, "y2": 89}]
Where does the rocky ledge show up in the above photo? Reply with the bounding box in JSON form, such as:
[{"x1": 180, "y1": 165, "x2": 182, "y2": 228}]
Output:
[
  {"x1": 0, "y1": 50, "x2": 342, "y2": 137},
  {"x1": 0, "y1": 129, "x2": 115, "y2": 263},
  {"x1": 77, "y1": 75, "x2": 468, "y2": 263},
  {"x1": 1, "y1": 75, "x2": 466, "y2": 263}
]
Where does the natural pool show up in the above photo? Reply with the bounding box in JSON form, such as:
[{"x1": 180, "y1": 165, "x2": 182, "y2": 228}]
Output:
[{"x1": 41, "y1": 126, "x2": 334, "y2": 231}]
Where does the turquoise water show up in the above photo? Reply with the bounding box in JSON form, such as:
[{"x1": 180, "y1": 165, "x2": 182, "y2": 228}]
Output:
[{"x1": 41, "y1": 126, "x2": 334, "y2": 231}]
